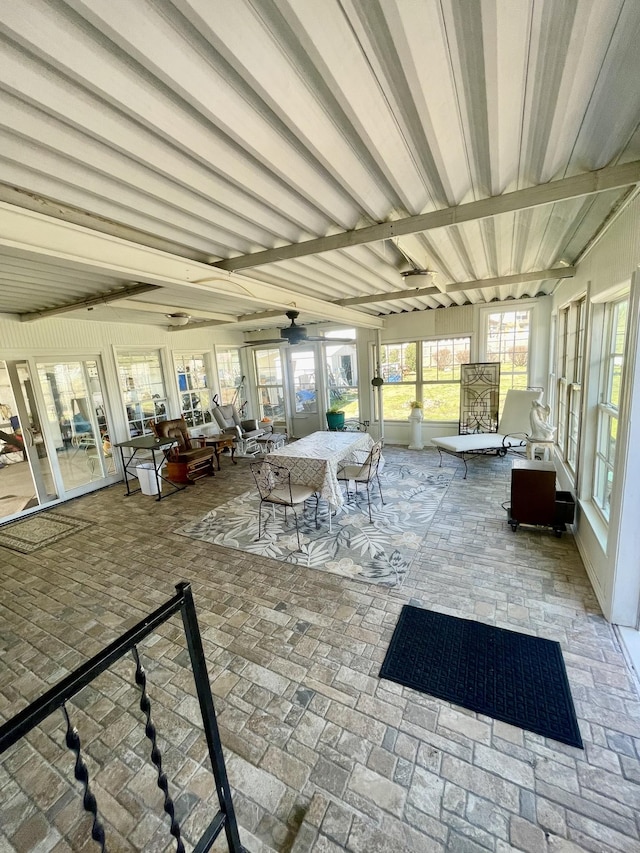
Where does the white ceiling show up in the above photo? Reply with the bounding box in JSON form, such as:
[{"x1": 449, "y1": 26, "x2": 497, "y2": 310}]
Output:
[{"x1": 0, "y1": 0, "x2": 639, "y2": 336}]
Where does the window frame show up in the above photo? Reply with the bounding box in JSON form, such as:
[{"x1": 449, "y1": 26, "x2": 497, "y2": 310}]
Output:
[
  {"x1": 253, "y1": 346, "x2": 286, "y2": 423},
  {"x1": 592, "y1": 297, "x2": 628, "y2": 522},
  {"x1": 377, "y1": 335, "x2": 472, "y2": 422},
  {"x1": 483, "y1": 308, "x2": 532, "y2": 404},
  {"x1": 215, "y1": 346, "x2": 243, "y2": 409},
  {"x1": 173, "y1": 352, "x2": 213, "y2": 429}
]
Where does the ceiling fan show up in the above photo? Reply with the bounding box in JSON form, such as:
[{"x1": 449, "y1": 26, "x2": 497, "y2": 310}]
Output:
[{"x1": 244, "y1": 310, "x2": 354, "y2": 346}]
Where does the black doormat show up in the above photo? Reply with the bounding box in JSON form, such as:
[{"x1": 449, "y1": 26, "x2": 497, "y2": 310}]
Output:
[{"x1": 380, "y1": 605, "x2": 583, "y2": 748}]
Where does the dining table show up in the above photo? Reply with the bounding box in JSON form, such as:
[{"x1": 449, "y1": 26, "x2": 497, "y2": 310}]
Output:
[{"x1": 266, "y1": 430, "x2": 374, "y2": 511}]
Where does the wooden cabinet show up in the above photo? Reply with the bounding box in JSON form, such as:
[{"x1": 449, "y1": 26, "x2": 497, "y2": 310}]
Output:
[{"x1": 509, "y1": 459, "x2": 557, "y2": 530}]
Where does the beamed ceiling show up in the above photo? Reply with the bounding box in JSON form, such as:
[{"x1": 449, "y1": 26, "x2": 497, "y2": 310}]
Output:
[{"x1": 0, "y1": 0, "x2": 639, "y2": 336}]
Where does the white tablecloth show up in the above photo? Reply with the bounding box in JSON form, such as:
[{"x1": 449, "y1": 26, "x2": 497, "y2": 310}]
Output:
[{"x1": 268, "y1": 430, "x2": 374, "y2": 507}]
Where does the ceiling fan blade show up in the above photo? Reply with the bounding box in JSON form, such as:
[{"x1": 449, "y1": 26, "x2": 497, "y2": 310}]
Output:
[
  {"x1": 307, "y1": 336, "x2": 355, "y2": 343},
  {"x1": 242, "y1": 338, "x2": 284, "y2": 347}
]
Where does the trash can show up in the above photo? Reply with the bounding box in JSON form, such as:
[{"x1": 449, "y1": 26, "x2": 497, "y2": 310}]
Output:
[{"x1": 136, "y1": 462, "x2": 161, "y2": 496}]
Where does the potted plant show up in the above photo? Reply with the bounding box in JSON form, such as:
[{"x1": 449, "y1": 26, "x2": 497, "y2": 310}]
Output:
[{"x1": 326, "y1": 397, "x2": 346, "y2": 431}]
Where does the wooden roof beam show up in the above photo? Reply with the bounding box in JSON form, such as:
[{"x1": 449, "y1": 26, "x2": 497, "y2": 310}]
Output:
[
  {"x1": 213, "y1": 161, "x2": 640, "y2": 271},
  {"x1": 20, "y1": 284, "x2": 160, "y2": 321}
]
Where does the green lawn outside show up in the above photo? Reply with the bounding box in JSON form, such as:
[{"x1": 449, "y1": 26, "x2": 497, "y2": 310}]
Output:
[{"x1": 378, "y1": 365, "x2": 528, "y2": 421}]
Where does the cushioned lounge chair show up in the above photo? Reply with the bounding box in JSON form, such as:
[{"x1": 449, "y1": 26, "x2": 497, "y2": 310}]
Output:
[
  {"x1": 432, "y1": 389, "x2": 543, "y2": 478},
  {"x1": 212, "y1": 404, "x2": 264, "y2": 456},
  {"x1": 151, "y1": 417, "x2": 215, "y2": 483}
]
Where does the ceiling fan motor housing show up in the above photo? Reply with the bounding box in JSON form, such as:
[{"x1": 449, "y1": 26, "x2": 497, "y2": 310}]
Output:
[{"x1": 281, "y1": 324, "x2": 307, "y2": 344}]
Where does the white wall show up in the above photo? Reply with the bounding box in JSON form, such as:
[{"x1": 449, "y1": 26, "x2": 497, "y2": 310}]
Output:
[{"x1": 550, "y1": 192, "x2": 640, "y2": 624}]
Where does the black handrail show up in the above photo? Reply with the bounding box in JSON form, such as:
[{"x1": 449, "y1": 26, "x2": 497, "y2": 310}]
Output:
[{"x1": 0, "y1": 582, "x2": 248, "y2": 853}]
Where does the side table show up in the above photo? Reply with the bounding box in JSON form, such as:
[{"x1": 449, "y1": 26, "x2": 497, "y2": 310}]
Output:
[
  {"x1": 196, "y1": 435, "x2": 237, "y2": 470},
  {"x1": 526, "y1": 438, "x2": 554, "y2": 461}
]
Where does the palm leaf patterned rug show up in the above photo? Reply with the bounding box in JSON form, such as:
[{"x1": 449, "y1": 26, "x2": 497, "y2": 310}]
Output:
[{"x1": 175, "y1": 460, "x2": 453, "y2": 587}]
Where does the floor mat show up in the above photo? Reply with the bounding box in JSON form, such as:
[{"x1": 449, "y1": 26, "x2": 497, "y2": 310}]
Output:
[
  {"x1": 0, "y1": 512, "x2": 90, "y2": 554},
  {"x1": 380, "y1": 605, "x2": 583, "y2": 748}
]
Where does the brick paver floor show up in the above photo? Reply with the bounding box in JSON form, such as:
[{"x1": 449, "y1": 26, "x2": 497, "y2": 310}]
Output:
[{"x1": 1, "y1": 447, "x2": 639, "y2": 852}]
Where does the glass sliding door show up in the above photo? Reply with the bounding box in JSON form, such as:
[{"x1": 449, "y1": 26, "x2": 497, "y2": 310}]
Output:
[
  {"x1": 0, "y1": 361, "x2": 58, "y2": 522},
  {"x1": 36, "y1": 359, "x2": 115, "y2": 491},
  {"x1": 0, "y1": 356, "x2": 118, "y2": 524}
]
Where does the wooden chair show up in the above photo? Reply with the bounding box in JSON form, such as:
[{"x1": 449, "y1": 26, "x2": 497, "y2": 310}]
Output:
[
  {"x1": 250, "y1": 460, "x2": 318, "y2": 550},
  {"x1": 150, "y1": 417, "x2": 215, "y2": 484}
]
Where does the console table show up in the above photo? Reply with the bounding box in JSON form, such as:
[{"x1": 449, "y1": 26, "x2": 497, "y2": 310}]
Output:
[{"x1": 113, "y1": 435, "x2": 184, "y2": 501}]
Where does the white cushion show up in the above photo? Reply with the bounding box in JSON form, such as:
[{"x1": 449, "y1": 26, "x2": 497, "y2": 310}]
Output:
[{"x1": 432, "y1": 433, "x2": 524, "y2": 453}]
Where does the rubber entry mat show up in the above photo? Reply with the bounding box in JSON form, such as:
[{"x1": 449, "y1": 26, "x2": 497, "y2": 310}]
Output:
[{"x1": 380, "y1": 605, "x2": 583, "y2": 748}]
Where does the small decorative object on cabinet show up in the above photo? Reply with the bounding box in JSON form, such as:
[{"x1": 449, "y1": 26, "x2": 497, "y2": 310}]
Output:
[{"x1": 508, "y1": 459, "x2": 575, "y2": 537}]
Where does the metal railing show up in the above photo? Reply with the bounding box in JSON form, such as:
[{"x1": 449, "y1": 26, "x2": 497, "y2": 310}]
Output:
[{"x1": 0, "y1": 582, "x2": 249, "y2": 853}]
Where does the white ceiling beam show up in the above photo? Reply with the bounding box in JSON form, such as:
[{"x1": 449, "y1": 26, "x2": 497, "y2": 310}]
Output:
[
  {"x1": 234, "y1": 267, "x2": 574, "y2": 310},
  {"x1": 336, "y1": 285, "x2": 439, "y2": 306},
  {"x1": 445, "y1": 267, "x2": 576, "y2": 293},
  {"x1": 114, "y1": 298, "x2": 232, "y2": 323},
  {"x1": 213, "y1": 161, "x2": 640, "y2": 271},
  {"x1": 20, "y1": 283, "x2": 160, "y2": 321},
  {"x1": 0, "y1": 203, "x2": 383, "y2": 329}
]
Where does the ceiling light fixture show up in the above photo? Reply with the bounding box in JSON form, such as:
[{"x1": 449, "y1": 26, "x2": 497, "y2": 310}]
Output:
[
  {"x1": 400, "y1": 269, "x2": 433, "y2": 278},
  {"x1": 166, "y1": 312, "x2": 191, "y2": 326}
]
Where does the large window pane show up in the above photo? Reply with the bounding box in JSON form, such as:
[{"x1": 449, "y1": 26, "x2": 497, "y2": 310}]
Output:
[
  {"x1": 216, "y1": 347, "x2": 243, "y2": 409},
  {"x1": 255, "y1": 348, "x2": 285, "y2": 421},
  {"x1": 380, "y1": 343, "x2": 416, "y2": 420},
  {"x1": 326, "y1": 338, "x2": 359, "y2": 420},
  {"x1": 117, "y1": 351, "x2": 167, "y2": 437},
  {"x1": 174, "y1": 354, "x2": 212, "y2": 428},
  {"x1": 486, "y1": 310, "x2": 530, "y2": 404},
  {"x1": 593, "y1": 298, "x2": 627, "y2": 521},
  {"x1": 421, "y1": 337, "x2": 470, "y2": 420}
]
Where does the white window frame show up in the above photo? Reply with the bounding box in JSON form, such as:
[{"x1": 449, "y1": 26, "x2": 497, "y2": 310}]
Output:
[
  {"x1": 592, "y1": 297, "x2": 628, "y2": 522},
  {"x1": 555, "y1": 297, "x2": 586, "y2": 476},
  {"x1": 377, "y1": 336, "x2": 472, "y2": 422},
  {"x1": 215, "y1": 346, "x2": 243, "y2": 409},
  {"x1": 253, "y1": 347, "x2": 286, "y2": 423},
  {"x1": 116, "y1": 349, "x2": 168, "y2": 437},
  {"x1": 173, "y1": 352, "x2": 213, "y2": 428},
  {"x1": 483, "y1": 308, "x2": 532, "y2": 399}
]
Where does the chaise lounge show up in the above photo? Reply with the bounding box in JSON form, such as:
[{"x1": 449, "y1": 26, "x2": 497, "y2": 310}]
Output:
[{"x1": 431, "y1": 389, "x2": 543, "y2": 478}]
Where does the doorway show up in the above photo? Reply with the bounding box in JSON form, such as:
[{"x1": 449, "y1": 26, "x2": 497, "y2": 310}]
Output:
[
  {"x1": 0, "y1": 358, "x2": 117, "y2": 524},
  {"x1": 0, "y1": 361, "x2": 58, "y2": 520},
  {"x1": 287, "y1": 346, "x2": 324, "y2": 437}
]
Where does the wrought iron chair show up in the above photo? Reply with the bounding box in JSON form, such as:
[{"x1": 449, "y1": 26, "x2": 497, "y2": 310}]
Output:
[
  {"x1": 250, "y1": 460, "x2": 319, "y2": 550},
  {"x1": 337, "y1": 440, "x2": 385, "y2": 523}
]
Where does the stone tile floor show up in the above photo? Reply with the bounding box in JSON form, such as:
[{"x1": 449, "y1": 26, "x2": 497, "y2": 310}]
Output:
[{"x1": 1, "y1": 447, "x2": 640, "y2": 853}]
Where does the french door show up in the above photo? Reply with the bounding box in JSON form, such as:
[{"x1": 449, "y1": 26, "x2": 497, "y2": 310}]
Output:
[
  {"x1": 286, "y1": 345, "x2": 325, "y2": 437},
  {"x1": 0, "y1": 357, "x2": 117, "y2": 524}
]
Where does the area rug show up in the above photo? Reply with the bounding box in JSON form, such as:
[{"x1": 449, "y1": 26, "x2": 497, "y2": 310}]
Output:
[
  {"x1": 0, "y1": 512, "x2": 91, "y2": 554},
  {"x1": 380, "y1": 605, "x2": 583, "y2": 748},
  {"x1": 175, "y1": 463, "x2": 452, "y2": 587}
]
